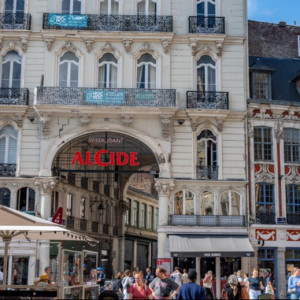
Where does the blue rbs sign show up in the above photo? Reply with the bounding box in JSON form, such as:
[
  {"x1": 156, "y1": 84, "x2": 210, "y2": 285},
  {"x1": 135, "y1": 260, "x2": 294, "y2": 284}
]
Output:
[{"x1": 49, "y1": 14, "x2": 88, "y2": 28}]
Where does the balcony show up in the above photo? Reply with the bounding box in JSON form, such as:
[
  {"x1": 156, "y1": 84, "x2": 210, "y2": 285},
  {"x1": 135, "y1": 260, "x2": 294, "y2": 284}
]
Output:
[
  {"x1": 168, "y1": 215, "x2": 245, "y2": 227},
  {"x1": 103, "y1": 224, "x2": 109, "y2": 235},
  {"x1": 92, "y1": 221, "x2": 99, "y2": 233},
  {"x1": 0, "y1": 163, "x2": 16, "y2": 177},
  {"x1": 66, "y1": 216, "x2": 75, "y2": 228},
  {"x1": 0, "y1": 88, "x2": 29, "y2": 105},
  {"x1": 189, "y1": 16, "x2": 225, "y2": 34},
  {"x1": 196, "y1": 166, "x2": 218, "y2": 180},
  {"x1": 187, "y1": 91, "x2": 229, "y2": 110},
  {"x1": 80, "y1": 219, "x2": 87, "y2": 231},
  {"x1": 43, "y1": 13, "x2": 173, "y2": 32},
  {"x1": 0, "y1": 13, "x2": 31, "y2": 30},
  {"x1": 255, "y1": 213, "x2": 276, "y2": 224},
  {"x1": 287, "y1": 213, "x2": 300, "y2": 225},
  {"x1": 35, "y1": 87, "x2": 176, "y2": 108}
]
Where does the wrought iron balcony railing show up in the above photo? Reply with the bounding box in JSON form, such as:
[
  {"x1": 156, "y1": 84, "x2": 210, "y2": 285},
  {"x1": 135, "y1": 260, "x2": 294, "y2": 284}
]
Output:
[
  {"x1": 80, "y1": 219, "x2": 87, "y2": 231},
  {"x1": 66, "y1": 216, "x2": 75, "y2": 228},
  {"x1": 196, "y1": 165, "x2": 218, "y2": 180},
  {"x1": 92, "y1": 221, "x2": 99, "y2": 233},
  {"x1": 0, "y1": 13, "x2": 31, "y2": 30},
  {"x1": 0, "y1": 163, "x2": 16, "y2": 177},
  {"x1": 255, "y1": 212, "x2": 276, "y2": 224},
  {"x1": 43, "y1": 13, "x2": 173, "y2": 32},
  {"x1": 189, "y1": 16, "x2": 225, "y2": 34},
  {"x1": 287, "y1": 213, "x2": 300, "y2": 225},
  {"x1": 0, "y1": 88, "x2": 29, "y2": 105},
  {"x1": 103, "y1": 224, "x2": 109, "y2": 235},
  {"x1": 168, "y1": 215, "x2": 245, "y2": 227},
  {"x1": 187, "y1": 91, "x2": 229, "y2": 109},
  {"x1": 35, "y1": 87, "x2": 176, "y2": 108}
]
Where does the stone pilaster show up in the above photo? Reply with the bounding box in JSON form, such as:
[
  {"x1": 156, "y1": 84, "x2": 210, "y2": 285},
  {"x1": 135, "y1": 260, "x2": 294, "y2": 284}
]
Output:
[{"x1": 277, "y1": 247, "x2": 286, "y2": 299}]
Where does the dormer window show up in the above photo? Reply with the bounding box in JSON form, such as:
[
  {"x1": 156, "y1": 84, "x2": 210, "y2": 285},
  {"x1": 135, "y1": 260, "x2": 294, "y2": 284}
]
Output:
[{"x1": 251, "y1": 72, "x2": 271, "y2": 100}]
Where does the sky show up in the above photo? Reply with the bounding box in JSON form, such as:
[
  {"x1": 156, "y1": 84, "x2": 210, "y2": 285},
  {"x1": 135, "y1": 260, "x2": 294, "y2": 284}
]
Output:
[{"x1": 248, "y1": 0, "x2": 300, "y2": 26}]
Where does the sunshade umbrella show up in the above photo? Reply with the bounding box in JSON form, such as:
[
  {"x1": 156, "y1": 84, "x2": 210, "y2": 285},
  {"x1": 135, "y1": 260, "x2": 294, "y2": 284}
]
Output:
[{"x1": 0, "y1": 205, "x2": 97, "y2": 288}]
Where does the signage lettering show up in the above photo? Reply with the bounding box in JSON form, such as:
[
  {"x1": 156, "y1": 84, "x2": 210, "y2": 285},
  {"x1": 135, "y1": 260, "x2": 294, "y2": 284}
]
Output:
[
  {"x1": 71, "y1": 151, "x2": 139, "y2": 167},
  {"x1": 49, "y1": 13, "x2": 88, "y2": 28}
]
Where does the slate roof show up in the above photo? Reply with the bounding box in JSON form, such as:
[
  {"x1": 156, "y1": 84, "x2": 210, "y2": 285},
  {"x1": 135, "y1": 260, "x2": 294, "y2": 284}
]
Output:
[{"x1": 249, "y1": 56, "x2": 300, "y2": 104}]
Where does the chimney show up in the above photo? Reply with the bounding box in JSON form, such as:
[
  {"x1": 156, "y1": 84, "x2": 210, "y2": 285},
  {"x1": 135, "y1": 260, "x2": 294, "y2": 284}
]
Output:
[{"x1": 278, "y1": 21, "x2": 286, "y2": 27}]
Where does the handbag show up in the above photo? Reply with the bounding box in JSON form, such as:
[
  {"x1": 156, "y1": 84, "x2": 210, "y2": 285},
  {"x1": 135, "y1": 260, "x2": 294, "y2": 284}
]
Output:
[{"x1": 203, "y1": 282, "x2": 212, "y2": 289}]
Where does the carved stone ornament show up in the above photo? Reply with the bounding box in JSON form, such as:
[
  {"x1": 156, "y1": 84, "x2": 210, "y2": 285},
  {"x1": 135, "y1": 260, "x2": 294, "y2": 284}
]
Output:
[
  {"x1": 161, "y1": 39, "x2": 172, "y2": 53},
  {"x1": 215, "y1": 41, "x2": 223, "y2": 56},
  {"x1": 20, "y1": 37, "x2": 28, "y2": 52},
  {"x1": 142, "y1": 42, "x2": 151, "y2": 52},
  {"x1": 154, "y1": 179, "x2": 175, "y2": 196},
  {"x1": 285, "y1": 165, "x2": 300, "y2": 185},
  {"x1": 160, "y1": 115, "x2": 172, "y2": 139},
  {"x1": 254, "y1": 164, "x2": 275, "y2": 183},
  {"x1": 79, "y1": 114, "x2": 91, "y2": 126},
  {"x1": 121, "y1": 114, "x2": 133, "y2": 126},
  {"x1": 190, "y1": 117, "x2": 199, "y2": 131},
  {"x1": 215, "y1": 119, "x2": 223, "y2": 132},
  {"x1": 39, "y1": 114, "x2": 51, "y2": 136},
  {"x1": 8, "y1": 41, "x2": 17, "y2": 50},
  {"x1": 0, "y1": 37, "x2": 3, "y2": 51},
  {"x1": 35, "y1": 177, "x2": 57, "y2": 194},
  {"x1": 157, "y1": 153, "x2": 166, "y2": 164},
  {"x1": 122, "y1": 39, "x2": 133, "y2": 53},
  {"x1": 14, "y1": 114, "x2": 24, "y2": 128},
  {"x1": 45, "y1": 37, "x2": 55, "y2": 51},
  {"x1": 189, "y1": 39, "x2": 198, "y2": 56},
  {"x1": 84, "y1": 38, "x2": 94, "y2": 53},
  {"x1": 275, "y1": 121, "x2": 283, "y2": 140},
  {"x1": 248, "y1": 121, "x2": 254, "y2": 138},
  {"x1": 62, "y1": 41, "x2": 77, "y2": 53}
]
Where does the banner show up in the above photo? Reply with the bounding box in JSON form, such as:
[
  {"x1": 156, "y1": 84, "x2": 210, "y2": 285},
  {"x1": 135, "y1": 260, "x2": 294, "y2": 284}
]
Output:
[
  {"x1": 49, "y1": 13, "x2": 88, "y2": 28},
  {"x1": 85, "y1": 89, "x2": 125, "y2": 105}
]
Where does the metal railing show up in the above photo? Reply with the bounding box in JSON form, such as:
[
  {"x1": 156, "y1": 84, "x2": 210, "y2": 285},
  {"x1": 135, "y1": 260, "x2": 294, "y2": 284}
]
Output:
[
  {"x1": 189, "y1": 16, "x2": 225, "y2": 34},
  {"x1": 80, "y1": 219, "x2": 87, "y2": 231},
  {"x1": 66, "y1": 216, "x2": 75, "y2": 228},
  {"x1": 0, "y1": 88, "x2": 29, "y2": 105},
  {"x1": 168, "y1": 215, "x2": 245, "y2": 227},
  {"x1": 0, "y1": 163, "x2": 16, "y2": 177},
  {"x1": 255, "y1": 213, "x2": 276, "y2": 224},
  {"x1": 43, "y1": 13, "x2": 172, "y2": 32},
  {"x1": 92, "y1": 221, "x2": 99, "y2": 233},
  {"x1": 196, "y1": 166, "x2": 218, "y2": 180},
  {"x1": 287, "y1": 213, "x2": 300, "y2": 225},
  {"x1": 35, "y1": 87, "x2": 176, "y2": 108},
  {"x1": 0, "y1": 13, "x2": 31, "y2": 30},
  {"x1": 103, "y1": 224, "x2": 109, "y2": 235},
  {"x1": 187, "y1": 91, "x2": 229, "y2": 109}
]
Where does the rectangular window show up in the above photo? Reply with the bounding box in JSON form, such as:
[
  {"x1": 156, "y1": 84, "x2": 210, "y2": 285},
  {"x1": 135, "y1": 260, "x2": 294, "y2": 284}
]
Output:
[
  {"x1": 284, "y1": 128, "x2": 300, "y2": 163},
  {"x1": 155, "y1": 208, "x2": 159, "y2": 230},
  {"x1": 11, "y1": 256, "x2": 29, "y2": 285},
  {"x1": 286, "y1": 185, "x2": 300, "y2": 225},
  {"x1": 254, "y1": 127, "x2": 273, "y2": 161},
  {"x1": 255, "y1": 183, "x2": 275, "y2": 224},
  {"x1": 66, "y1": 194, "x2": 73, "y2": 216},
  {"x1": 252, "y1": 72, "x2": 271, "y2": 100},
  {"x1": 133, "y1": 201, "x2": 139, "y2": 227},
  {"x1": 125, "y1": 199, "x2": 131, "y2": 225},
  {"x1": 51, "y1": 191, "x2": 59, "y2": 217},
  {"x1": 148, "y1": 206, "x2": 153, "y2": 230},
  {"x1": 141, "y1": 203, "x2": 146, "y2": 228}
]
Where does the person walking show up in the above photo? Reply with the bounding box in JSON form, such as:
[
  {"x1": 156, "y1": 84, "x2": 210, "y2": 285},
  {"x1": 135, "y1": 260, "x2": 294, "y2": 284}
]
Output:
[
  {"x1": 128, "y1": 271, "x2": 152, "y2": 299},
  {"x1": 247, "y1": 268, "x2": 264, "y2": 300},
  {"x1": 243, "y1": 273, "x2": 249, "y2": 287},
  {"x1": 171, "y1": 267, "x2": 182, "y2": 287},
  {"x1": 203, "y1": 270, "x2": 215, "y2": 299},
  {"x1": 181, "y1": 269, "x2": 189, "y2": 285},
  {"x1": 111, "y1": 272, "x2": 123, "y2": 299},
  {"x1": 122, "y1": 270, "x2": 133, "y2": 299},
  {"x1": 288, "y1": 267, "x2": 300, "y2": 299},
  {"x1": 145, "y1": 268, "x2": 154, "y2": 285},
  {"x1": 236, "y1": 270, "x2": 243, "y2": 283},
  {"x1": 149, "y1": 267, "x2": 179, "y2": 299},
  {"x1": 177, "y1": 269, "x2": 205, "y2": 300},
  {"x1": 97, "y1": 267, "x2": 106, "y2": 292},
  {"x1": 264, "y1": 271, "x2": 274, "y2": 296}
]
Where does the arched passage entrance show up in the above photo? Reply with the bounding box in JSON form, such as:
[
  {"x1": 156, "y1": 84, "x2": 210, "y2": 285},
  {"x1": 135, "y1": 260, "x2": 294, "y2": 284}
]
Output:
[{"x1": 51, "y1": 131, "x2": 160, "y2": 276}]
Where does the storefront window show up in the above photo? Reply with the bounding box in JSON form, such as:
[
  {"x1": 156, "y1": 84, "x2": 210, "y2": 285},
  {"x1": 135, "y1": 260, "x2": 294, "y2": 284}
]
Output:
[
  {"x1": 174, "y1": 190, "x2": 195, "y2": 215},
  {"x1": 11, "y1": 257, "x2": 29, "y2": 285},
  {"x1": 173, "y1": 257, "x2": 196, "y2": 272},
  {"x1": 220, "y1": 257, "x2": 241, "y2": 280},
  {"x1": 220, "y1": 191, "x2": 241, "y2": 216},
  {"x1": 62, "y1": 250, "x2": 82, "y2": 286},
  {"x1": 286, "y1": 248, "x2": 300, "y2": 277},
  {"x1": 17, "y1": 187, "x2": 35, "y2": 212},
  {"x1": 202, "y1": 191, "x2": 214, "y2": 215},
  {"x1": 200, "y1": 257, "x2": 215, "y2": 279}
]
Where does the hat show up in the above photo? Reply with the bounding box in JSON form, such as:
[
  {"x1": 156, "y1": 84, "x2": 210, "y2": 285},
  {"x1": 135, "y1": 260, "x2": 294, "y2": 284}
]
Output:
[
  {"x1": 97, "y1": 267, "x2": 103, "y2": 271},
  {"x1": 40, "y1": 274, "x2": 48, "y2": 282},
  {"x1": 188, "y1": 269, "x2": 197, "y2": 281}
]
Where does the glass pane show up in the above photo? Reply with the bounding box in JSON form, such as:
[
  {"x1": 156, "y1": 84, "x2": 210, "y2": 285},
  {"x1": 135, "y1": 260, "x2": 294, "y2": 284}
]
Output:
[
  {"x1": 8, "y1": 137, "x2": 17, "y2": 164},
  {"x1": 5, "y1": 0, "x2": 13, "y2": 12},
  {"x1": 148, "y1": 65, "x2": 156, "y2": 89},
  {"x1": 197, "y1": 67, "x2": 205, "y2": 92},
  {"x1": 11, "y1": 257, "x2": 29, "y2": 285},
  {"x1": 197, "y1": 2, "x2": 204, "y2": 16},
  {"x1": 60, "y1": 52, "x2": 79, "y2": 63},
  {"x1": 207, "y1": 2, "x2": 215, "y2": 16},
  {"x1": 99, "y1": 53, "x2": 117, "y2": 64},
  {"x1": 149, "y1": 0, "x2": 156, "y2": 15},
  {"x1": 110, "y1": 65, "x2": 117, "y2": 88},
  {"x1": 59, "y1": 64, "x2": 68, "y2": 87},
  {"x1": 62, "y1": 250, "x2": 82, "y2": 286},
  {"x1": 62, "y1": 0, "x2": 71, "y2": 14},
  {"x1": 0, "y1": 137, "x2": 5, "y2": 163},
  {"x1": 70, "y1": 64, "x2": 79, "y2": 87},
  {"x1": 16, "y1": 0, "x2": 25, "y2": 12},
  {"x1": 175, "y1": 191, "x2": 183, "y2": 215},
  {"x1": 185, "y1": 191, "x2": 194, "y2": 215},
  {"x1": 231, "y1": 192, "x2": 240, "y2": 215},
  {"x1": 0, "y1": 188, "x2": 10, "y2": 207},
  {"x1": 137, "y1": 1, "x2": 146, "y2": 15},
  {"x1": 137, "y1": 53, "x2": 156, "y2": 65},
  {"x1": 203, "y1": 191, "x2": 214, "y2": 215},
  {"x1": 2, "y1": 62, "x2": 10, "y2": 87},
  {"x1": 13, "y1": 62, "x2": 21, "y2": 82},
  {"x1": 197, "y1": 141, "x2": 206, "y2": 166},
  {"x1": 198, "y1": 55, "x2": 215, "y2": 66},
  {"x1": 207, "y1": 67, "x2": 216, "y2": 91},
  {"x1": 73, "y1": 0, "x2": 81, "y2": 14},
  {"x1": 221, "y1": 193, "x2": 229, "y2": 215},
  {"x1": 28, "y1": 188, "x2": 35, "y2": 211},
  {"x1": 111, "y1": 0, "x2": 119, "y2": 14},
  {"x1": 100, "y1": 0, "x2": 109, "y2": 14}
]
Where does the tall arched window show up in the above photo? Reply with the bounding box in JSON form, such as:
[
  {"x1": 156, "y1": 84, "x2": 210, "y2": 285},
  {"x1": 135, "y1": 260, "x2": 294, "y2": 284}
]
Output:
[
  {"x1": 62, "y1": 0, "x2": 82, "y2": 14},
  {"x1": 197, "y1": 0, "x2": 215, "y2": 16},
  {"x1": 201, "y1": 191, "x2": 214, "y2": 215},
  {"x1": 220, "y1": 191, "x2": 241, "y2": 216},
  {"x1": 58, "y1": 52, "x2": 79, "y2": 87},
  {"x1": 197, "y1": 55, "x2": 216, "y2": 92},
  {"x1": 174, "y1": 190, "x2": 195, "y2": 215},
  {"x1": 137, "y1": 0, "x2": 157, "y2": 16},
  {"x1": 0, "y1": 188, "x2": 10, "y2": 207},
  {"x1": 98, "y1": 53, "x2": 118, "y2": 88},
  {"x1": 1, "y1": 51, "x2": 22, "y2": 88},
  {"x1": 0, "y1": 125, "x2": 18, "y2": 165},
  {"x1": 137, "y1": 53, "x2": 156, "y2": 89},
  {"x1": 197, "y1": 130, "x2": 217, "y2": 179},
  {"x1": 100, "y1": 0, "x2": 119, "y2": 15},
  {"x1": 17, "y1": 187, "x2": 35, "y2": 211}
]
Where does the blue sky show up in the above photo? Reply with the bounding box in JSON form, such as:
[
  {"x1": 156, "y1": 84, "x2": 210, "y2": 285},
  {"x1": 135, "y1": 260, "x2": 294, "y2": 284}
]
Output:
[{"x1": 248, "y1": 0, "x2": 300, "y2": 25}]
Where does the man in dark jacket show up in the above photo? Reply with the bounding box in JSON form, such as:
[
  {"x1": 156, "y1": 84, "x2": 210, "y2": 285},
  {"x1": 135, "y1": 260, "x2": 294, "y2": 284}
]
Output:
[{"x1": 177, "y1": 269, "x2": 205, "y2": 300}]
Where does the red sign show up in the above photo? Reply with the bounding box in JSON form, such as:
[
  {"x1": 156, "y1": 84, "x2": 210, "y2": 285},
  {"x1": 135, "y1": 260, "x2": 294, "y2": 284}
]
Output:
[
  {"x1": 52, "y1": 207, "x2": 63, "y2": 224},
  {"x1": 255, "y1": 229, "x2": 276, "y2": 241},
  {"x1": 287, "y1": 230, "x2": 300, "y2": 241},
  {"x1": 71, "y1": 151, "x2": 139, "y2": 167},
  {"x1": 157, "y1": 258, "x2": 171, "y2": 276}
]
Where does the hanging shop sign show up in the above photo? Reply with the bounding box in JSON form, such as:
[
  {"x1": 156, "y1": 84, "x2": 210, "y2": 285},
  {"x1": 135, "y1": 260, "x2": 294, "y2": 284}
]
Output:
[
  {"x1": 85, "y1": 90, "x2": 125, "y2": 104},
  {"x1": 48, "y1": 13, "x2": 88, "y2": 27},
  {"x1": 71, "y1": 151, "x2": 139, "y2": 167}
]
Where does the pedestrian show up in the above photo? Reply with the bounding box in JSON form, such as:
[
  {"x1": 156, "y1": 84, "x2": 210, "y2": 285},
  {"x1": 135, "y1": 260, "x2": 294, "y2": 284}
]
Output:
[
  {"x1": 43, "y1": 266, "x2": 54, "y2": 283},
  {"x1": 221, "y1": 274, "x2": 241, "y2": 300},
  {"x1": 181, "y1": 269, "x2": 189, "y2": 285},
  {"x1": 122, "y1": 269, "x2": 133, "y2": 299},
  {"x1": 288, "y1": 267, "x2": 300, "y2": 299},
  {"x1": 149, "y1": 267, "x2": 179, "y2": 299},
  {"x1": 112, "y1": 272, "x2": 123, "y2": 299},
  {"x1": 145, "y1": 268, "x2": 154, "y2": 285},
  {"x1": 128, "y1": 271, "x2": 152, "y2": 299},
  {"x1": 177, "y1": 269, "x2": 205, "y2": 300},
  {"x1": 264, "y1": 271, "x2": 274, "y2": 296},
  {"x1": 243, "y1": 273, "x2": 249, "y2": 287},
  {"x1": 236, "y1": 270, "x2": 243, "y2": 283},
  {"x1": 171, "y1": 267, "x2": 182, "y2": 287},
  {"x1": 203, "y1": 270, "x2": 215, "y2": 299},
  {"x1": 247, "y1": 268, "x2": 264, "y2": 300},
  {"x1": 97, "y1": 267, "x2": 106, "y2": 290}
]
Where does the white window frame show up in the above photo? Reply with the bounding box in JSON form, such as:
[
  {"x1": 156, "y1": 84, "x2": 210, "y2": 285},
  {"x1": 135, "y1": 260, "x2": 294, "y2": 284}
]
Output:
[
  {"x1": 137, "y1": 0, "x2": 157, "y2": 16},
  {"x1": 58, "y1": 52, "x2": 80, "y2": 87},
  {"x1": 99, "y1": 0, "x2": 120, "y2": 15},
  {"x1": 4, "y1": 0, "x2": 25, "y2": 13},
  {"x1": 1, "y1": 51, "x2": 22, "y2": 88},
  {"x1": 17, "y1": 187, "x2": 35, "y2": 211},
  {"x1": 201, "y1": 191, "x2": 216, "y2": 215},
  {"x1": 61, "y1": 0, "x2": 82, "y2": 14},
  {"x1": 197, "y1": 55, "x2": 216, "y2": 92},
  {"x1": 0, "y1": 126, "x2": 17, "y2": 164},
  {"x1": 196, "y1": 0, "x2": 215, "y2": 16},
  {"x1": 220, "y1": 191, "x2": 242, "y2": 216},
  {"x1": 136, "y1": 53, "x2": 157, "y2": 89},
  {"x1": 66, "y1": 193, "x2": 73, "y2": 216},
  {"x1": 148, "y1": 205, "x2": 153, "y2": 229},
  {"x1": 174, "y1": 190, "x2": 196, "y2": 215},
  {"x1": 98, "y1": 53, "x2": 118, "y2": 88}
]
